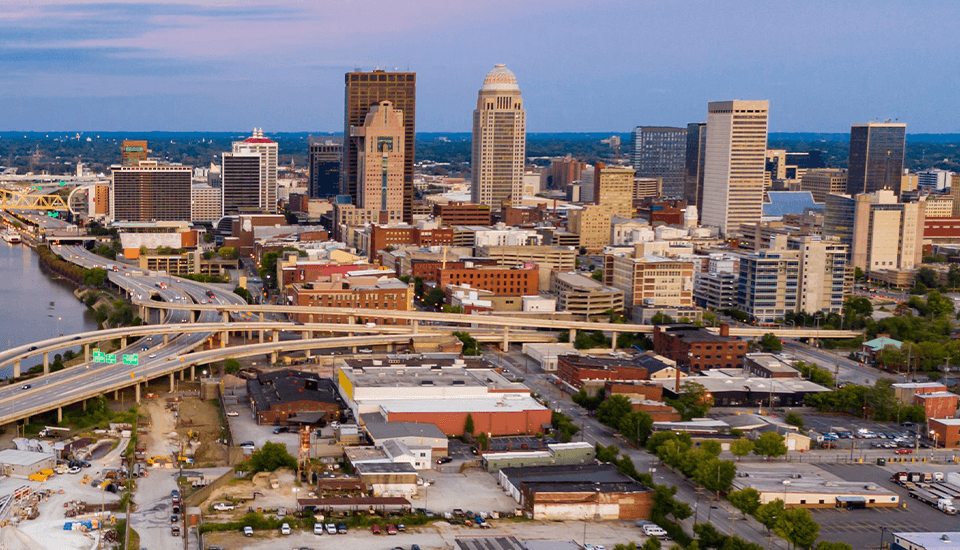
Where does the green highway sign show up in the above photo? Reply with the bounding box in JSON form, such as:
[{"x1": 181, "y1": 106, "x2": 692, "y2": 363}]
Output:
[
  {"x1": 122, "y1": 354, "x2": 138, "y2": 366},
  {"x1": 92, "y1": 349, "x2": 119, "y2": 364}
]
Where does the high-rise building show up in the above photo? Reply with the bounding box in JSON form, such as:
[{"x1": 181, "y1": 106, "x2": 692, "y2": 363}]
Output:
[
  {"x1": 221, "y1": 150, "x2": 262, "y2": 215},
  {"x1": 684, "y1": 122, "x2": 707, "y2": 215},
  {"x1": 352, "y1": 100, "x2": 405, "y2": 223},
  {"x1": 308, "y1": 137, "x2": 342, "y2": 198},
  {"x1": 851, "y1": 189, "x2": 925, "y2": 272},
  {"x1": 111, "y1": 161, "x2": 191, "y2": 222},
  {"x1": 121, "y1": 140, "x2": 148, "y2": 166},
  {"x1": 471, "y1": 64, "x2": 526, "y2": 208},
  {"x1": 917, "y1": 169, "x2": 953, "y2": 192},
  {"x1": 736, "y1": 235, "x2": 849, "y2": 323},
  {"x1": 631, "y1": 126, "x2": 686, "y2": 198},
  {"x1": 567, "y1": 204, "x2": 613, "y2": 251},
  {"x1": 343, "y1": 70, "x2": 416, "y2": 222},
  {"x1": 823, "y1": 193, "x2": 856, "y2": 252},
  {"x1": 593, "y1": 163, "x2": 635, "y2": 218},
  {"x1": 700, "y1": 100, "x2": 769, "y2": 237},
  {"x1": 846, "y1": 122, "x2": 906, "y2": 196},
  {"x1": 191, "y1": 184, "x2": 222, "y2": 222},
  {"x1": 801, "y1": 168, "x2": 848, "y2": 203}
]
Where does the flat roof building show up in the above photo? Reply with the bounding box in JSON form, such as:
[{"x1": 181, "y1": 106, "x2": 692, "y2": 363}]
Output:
[{"x1": 247, "y1": 369, "x2": 342, "y2": 425}]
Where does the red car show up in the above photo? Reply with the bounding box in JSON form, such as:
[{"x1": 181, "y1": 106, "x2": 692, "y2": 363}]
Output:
[
  {"x1": 386, "y1": 524, "x2": 397, "y2": 535},
  {"x1": 372, "y1": 524, "x2": 381, "y2": 535},
  {"x1": 895, "y1": 449, "x2": 913, "y2": 455}
]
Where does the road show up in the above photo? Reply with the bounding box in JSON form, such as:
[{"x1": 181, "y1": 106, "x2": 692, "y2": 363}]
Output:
[
  {"x1": 781, "y1": 340, "x2": 904, "y2": 386},
  {"x1": 489, "y1": 347, "x2": 790, "y2": 550}
]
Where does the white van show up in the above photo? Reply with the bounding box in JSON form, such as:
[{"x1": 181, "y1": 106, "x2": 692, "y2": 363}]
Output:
[{"x1": 642, "y1": 524, "x2": 668, "y2": 538}]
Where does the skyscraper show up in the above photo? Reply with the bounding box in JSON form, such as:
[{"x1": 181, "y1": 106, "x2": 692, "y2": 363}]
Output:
[
  {"x1": 237, "y1": 128, "x2": 278, "y2": 213},
  {"x1": 353, "y1": 100, "x2": 405, "y2": 224},
  {"x1": 684, "y1": 122, "x2": 706, "y2": 213},
  {"x1": 846, "y1": 122, "x2": 906, "y2": 196},
  {"x1": 700, "y1": 100, "x2": 769, "y2": 237},
  {"x1": 221, "y1": 150, "x2": 262, "y2": 215},
  {"x1": 593, "y1": 163, "x2": 635, "y2": 218},
  {"x1": 308, "y1": 137, "x2": 342, "y2": 199},
  {"x1": 111, "y1": 161, "x2": 191, "y2": 222},
  {"x1": 343, "y1": 70, "x2": 416, "y2": 222},
  {"x1": 631, "y1": 126, "x2": 686, "y2": 198},
  {"x1": 471, "y1": 64, "x2": 526, "y2": 208}
]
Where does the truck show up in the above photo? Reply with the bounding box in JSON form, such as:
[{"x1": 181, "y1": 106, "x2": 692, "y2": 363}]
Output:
[
  {"x1": 909, "y1": 487, "x2": 957, "y2": 514},
  {"x1": 39, "y1": 426, "x2": 70, "y2": 438}
]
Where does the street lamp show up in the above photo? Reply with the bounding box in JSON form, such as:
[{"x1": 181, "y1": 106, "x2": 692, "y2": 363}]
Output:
[{"x1": 57, "y1": 316, "x2": 62, "y2": 337}]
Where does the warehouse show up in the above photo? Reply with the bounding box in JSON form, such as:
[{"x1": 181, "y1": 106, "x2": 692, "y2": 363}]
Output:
[
  {"x1": 247, "y1": 369, "x2": 342, "y2": 425},
  {"x1": 0, "y1": 449, "x2": 56, "y2": 478},
  {"x1": 354, "y1": 462, "x2": 418, "y2": 498},
  {"x1": 482, "y1": 442, "x2": 595, "y2": 472},
  {"x1": 338, "y1": 363, "x2": 550, "y2": 436},
  {"x1": 890, "y1": 532, "x2": 960, "y2": 550},
  {"x1": 497, "y1": 464, "x2": 653, "y2": 520},
  {"x1": 730, "y1": 470, "x2": 899, "y2": 509}
]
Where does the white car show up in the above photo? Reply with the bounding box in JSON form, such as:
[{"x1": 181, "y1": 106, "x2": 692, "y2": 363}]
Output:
[
  {"x1": 642, "y1": 524, "x2": 668, "y2": 538},
  {"x1": 67, "y1": 466, "x2": 81, "y2": 474},
  {"x1": 148, "y1": 354, "x2": 157, "y2": 358},
  {"x1": 325, "y1": 523, "x2": 337, "y2": 534},
  {"x1": 243, "y1": 526, "x2": 253, "y2": 537},
  {"x1": 212, "y1": 502, "x2": 235, "y2": 511},
  {"x1": 314, "y1": 522, "x2": 324, "y2": 535},
  {"x1": 226, "y1": 411, "x2": 239, "y2": 417},
  {"x1": 280, "y1": 523, "x2": 290, "y2": 535}
]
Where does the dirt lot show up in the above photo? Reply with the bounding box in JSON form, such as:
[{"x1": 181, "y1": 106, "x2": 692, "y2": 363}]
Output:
[{"x1": 176, "y1": 397, "x2": 228, "y2": 467}]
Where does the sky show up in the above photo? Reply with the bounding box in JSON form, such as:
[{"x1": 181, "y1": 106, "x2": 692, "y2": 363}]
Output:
[{"x1": 1, "y1": 0, "x2": 959, "y2": 133}]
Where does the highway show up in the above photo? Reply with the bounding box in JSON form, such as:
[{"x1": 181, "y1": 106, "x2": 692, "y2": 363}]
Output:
[{"x1": 782, "y1": 340, "x2": 903, "y2": 386}]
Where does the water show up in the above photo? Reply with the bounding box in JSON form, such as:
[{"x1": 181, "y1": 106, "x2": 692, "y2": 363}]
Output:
[{"x1": 0, "y1": 242, "x2": 98, "y2": 349}]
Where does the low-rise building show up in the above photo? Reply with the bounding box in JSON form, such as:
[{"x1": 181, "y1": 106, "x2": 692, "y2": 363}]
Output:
[
  {"x1": 497, "y1": 464, "x2": 653, "y2": 520},
  {"x1": 662, "y1": 369, "x2": 830, "y2": 407},
  {"x1": 730, "y1": 470, "x2": 899, "y2": 509},
  {"x1": 246, "y1": 369, "x2": 342, "y2": 425},
  {"x1": 557, "y1": 353, "x2": 675, "y2": 390},
  {"x1": 482, "y1": 442, "x2": 596, "y2": 472},
  {"x1": 522, "y1": 343, "x2": 578, "y2": 372},
  {"x1": 927, "y1": 418, "x2": 960, "y2": 448},
  {"x1": 360, "y1": 413, "x2": 448, "y2": 457},
  {"x1": 0, "y1": 449, "x2": 57, "y2": 479},
  {"x1": 744, "y1": 353, "x2": 800, "y2": 378},
  {"x1": 353, "y1": 462, "x2": 418, "y2": 498},
  {"x1": 285, "y1": 274, "x2": 412, "y2": 324},
  {"x1": 437, "y1": 265, "x2": 538, "y2": 296},
  {"x1": 653, "y1": 324, "x2": 747, "y2": 372},
  {"x1": 890, "y1": 532, "x2": 960, "y2": 550}
]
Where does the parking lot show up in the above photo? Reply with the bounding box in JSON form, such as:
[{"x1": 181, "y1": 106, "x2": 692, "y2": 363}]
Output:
[
  {"x1": 810, "y1": 463, "x2": 960, "y2": 548},
  {"x1": 224, "y1": 401, "x2": 302, "y2": 457}
]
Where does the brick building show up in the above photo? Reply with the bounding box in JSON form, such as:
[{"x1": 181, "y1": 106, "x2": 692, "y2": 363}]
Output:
[
  {"x1": 500, "y1": 204, "x2": 548, "y2": 226},
  {"x1": 432, "y1": 202, "x2": 492, "y2": 226},
  {"x1": 410, "y1": 258, "x2": 497, "y2": 283},
  {"x1": 652, "y1": 324, "x2": 747, "y2": 372},
  {"x1": 636, "y1": 198, "x2": 687, "y2": 226},
  {"x1": 278, "y1": 260, "x2": 379, "y2": 287},
  {"x1": 247, "y1": 370, "x2": 342, "y2": 425},
  {"x1": 285, "y1": 275, "x2": 412, "y2": 323},
  {"x1": 928, "y1": 418, "x2": 960, "y2": 448},
  {"x1": 438, "y1": 266, "x2": 538, "y2": 296},
  {"x1": 892, "y1": 382, "x2": 959, "y2": 420},
  {"x1": 556, "y1": 354, "x2": 655, "y2": 390},
  {"x1": 368, "y1": 224, "x2": 454, "y2": 261}
]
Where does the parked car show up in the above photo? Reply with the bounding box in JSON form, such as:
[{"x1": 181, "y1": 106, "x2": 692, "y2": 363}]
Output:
[
  {"x1": 313, "y1": 522, "x2": 324, "y2": 535},
  {"x1": 243, "y1": 526, "x2": 253, "y2": 537},
  {"x1": 325, "y1": 523, "x2": 337, "y2": 534},
  {"x1": 386, "y1": 524, "x2": 397, "y2": 535},
  {"x1": 273, "y1": 426, "x2": 289, "y2": 434},
  {"x1": 372, "y1": 524, "x2": 381, "y2": 535},
  {"x1": 436, "y1": 457, "x2": 453, "y2": 464},
  {"x1": 239, "y1": 441, "x2": 255, "y2": 450},
  {"x1": 337, "y1": 523, "x2": 347, "y2": 534},
  {"x1": 226, "y1": 411, "x2": 239, "y2": 417},
  {"x1": 280, "y1": 523, "x2": 291, "y2": 535},
  {"x1": 212, "y1": 502, "x2": 235, "y2": 511},
  {"x1": 895, "y1": 449, "x2": 913, "y2": 454}
]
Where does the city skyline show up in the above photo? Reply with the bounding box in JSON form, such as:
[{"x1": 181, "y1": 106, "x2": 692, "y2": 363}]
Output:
[{"x1": 1, "y1": 1, "x2": 958, "y2": 132}]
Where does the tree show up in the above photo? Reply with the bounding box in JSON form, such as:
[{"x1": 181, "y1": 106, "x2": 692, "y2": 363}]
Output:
[
  {"x1": 754, "y1": 499, "x2": 784, "y2": 532},
  {"x1": 647, "y1": 430, "x2": 692, "y2": 456},
  {"x1": 774, "y1": 507, "x2": 820, "y2": 550},
  {"x1": 572, "y1": 387, "x2": 604, "y2": 411},
  {"x1": 217, "y1": 246, "x2": 239, "y2": 260},
  {"x1": 651, "y1": 484, "x2": 692, "y2": 523},
  {"x1": 730, "y1": 438, "x2": 754, "y2": 461},
  {"x1": 424, "y1": 287, "x2": 446, "y2": 310},
  {"x1": 700, "y1": 439, "x2": 722, "y2": 457},
  {"x1": 925, "y1": 291, "x2": 955, "y2": 318},
  {"x1": 784, "y1": 412, "x2": 805, "y2": 430},
  {"x1": 223, "y1": 358, "x2": 241, "y2": 374},
  {"x1": 728, "y1": 488, "x2": 761, "y2": 518},
  {"x1": 694, "y1": 458, "x2": 736, "y2": 494},
  {"x1": 258, "y1": 251, "x2": 282, "y2": 288},
  {"x1": 641, "y1": 539, "x2": 662, "y2": 550},
  {"x1": 463, "y1": 413, "x2": 475, "y2": 436},
  {"x1": 948, "y1": 264, "x2": 960, "y2": 289},
  {"x1": 592, "y1": 269, "x2": 603, "y2": 281},
  {"x1": 753, "y1": 432, "x2": 788, "y2": 459},
  {"x1": 815, "y1": 542, "x2": 852, "y2": 550},
  {"x1": 597, "y1": 394, "x2": 633, "y2": 427},
  {"x1": 669, "y1": 381, "x2": 713, "y2": 420},
  {"x1": 619, "y1": 410, "x2": 654, "y2": 446},
  {"x1": 82, "y1": 268, "x2": 108, "y2": 288},
  {"x1": 233, "y1": 286, "x2": 254, "y2": 304},
  {"x1": 853, "y1": 266, "x2": 866, "y2": 281},
  {"x1": 245, "y1": 441, "x2": 297, "y2": 473},
  {"x1": 759, "y1": 333, "x2": 783, "y2": 352},
  {"x1": 651, "y1": 312, "x2": 675, "y2": 325},
  {"x1": 915, "y1": 266, "x2": 938, "y2": 289}
]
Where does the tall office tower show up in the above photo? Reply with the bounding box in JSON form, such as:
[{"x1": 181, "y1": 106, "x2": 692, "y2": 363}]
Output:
[
  {"x1": 801, "y1": 168, "x2": 848, "y2": 203},
  {"x1": 631, "y1": 126, "x2": 686, "y2": 198},
  {"x1": 343, "y1": 69, "x2": 416, "y2": 222},
  {"x1": 846, "y1": 122, "x2": 906, "y2": 196},
  {"x1": 308, "y1": 137, "x2": 342, "y2": 198},
  {"x1": 823, "y1": 193, "x2": 856, "y2": 252},
  {"x1": 121, "y1": 140, "x2": 148, "y2": 166},
  {"x1": 593, "y1": 163, "x2": 636, "y2": 218},
  {"x1": 471, "y1": 64, "x2": 526, "y2": 208},
  {"x1": 111, "y1": 161, "x2": 191, "y2": 222},
  {"x1": 233, "y1": 128, "x2": 278, "y2": 213},
  {"x1": 851, "y1": 189, "x2": 925, "y2": 272},
  {"x1": 353, "y1": 100, "x2": 405, "y2": 223},
  {"x1": 684, "y1": 122, "x2": 707, "y2": 214},
  {"x1": 700, "y1": 100, "x2": 769, "y2": 237},
  {"x1": 220, "y1": 150, "x2": 262, "y2": 215}
]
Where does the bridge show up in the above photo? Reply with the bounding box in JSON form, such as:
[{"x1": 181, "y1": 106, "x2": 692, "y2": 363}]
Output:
[{"x1": 0, "y1": 188, "x2": 68, "y2": 210}]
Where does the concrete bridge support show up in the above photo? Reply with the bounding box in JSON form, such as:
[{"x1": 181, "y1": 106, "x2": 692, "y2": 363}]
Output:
[
  {"x1": 135, "y1": 383, "x2": 141, "y2": 404},
  {"x1": 164, "y1": 334, "x2": 169, "y2": 345},
  {"x1": 12, "y1": 361, "x2": 19, "y2": 379},
  {"x1": 271, "y1": 350, "x2": 278, "y2": 364},
  {"x1": 272, "y1": 330, "x2": 278, "y2": 343},
  {"x1": 412, "y1": 320, "x2": 419, "y2": 334},
  {"x1": 84, "y1": 344, "x2": 90, "y2": 363},
  {"x1": 259, "y1": 330, "x2": 264, "y2": 344},
  {"x1": 502, "y1": 328, "x2": 510, "y2": 351},
  {"x1": 43, "y1": 353, "x2": 49, "y2": 375},
  {"x1": 169, "y1": 373, "x2": 175, "y2": 393},
  {"x1": 303, "y1": 331, "x2": 312, "y2": 359},
  {"x1": 221, "y1": 331, "x2": 229, "y2": 347},
  {"x1": 121, "y1": 337, "x2": 127, "y2": 349},
  {"x1": 57, "y1": 407, "x2": 62, "y2": 423},
  {"x1": 114, "y1": 390, "x2": 119, "y2": 400},
  {"x1": 222, "y1": 311, "x2": 230, "y2": 323},
  {"x1": 190, "y1": 365, "x2": 195, "y2": 381},
  {"x1": 180, "y1": 369, "x2": 185, "y2": 381},
  {"x1": 611, "y1": 331, "x2": 618, "y2": 351},
  {"x1": 569, "y1": 328, "x2": 577, "y2": 344}
]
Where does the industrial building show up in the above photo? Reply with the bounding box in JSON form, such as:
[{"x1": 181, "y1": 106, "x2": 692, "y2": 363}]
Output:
[
  {"x1": 354, "y1": 462, "x2": 418, "y2": 498},
  {"x1": 0, "y1": 449, "x2": 56, "y2": 479},
  {"x1": 246, "y1": 369, "x2": 342, "y2": 425},
  {"x1": 730, "y1": 469, "x2": 899, "y2": 509},
  {"x1": 337, "y1": 360, "x2": 551, "y2": 436},
  {"x1": 482, "y1": 442, "x2": 595, "y2": 472},
  {"x1": 890, "y1": 532, "x2": 960, "y2": 550},
  {"x1": 497, "y1": 464, "x2": 653, "y2": 520},
  {"x1": 653, "y1": 324, "x2": 747, "y2": 372},
  {"x1": 661, "y1": 369, "x2": 830, "y2": 407}
]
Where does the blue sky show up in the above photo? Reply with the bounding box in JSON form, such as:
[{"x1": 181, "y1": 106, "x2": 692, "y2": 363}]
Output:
[{"x1": 1, "y1": 0, "x2": 958, "y2": 132}]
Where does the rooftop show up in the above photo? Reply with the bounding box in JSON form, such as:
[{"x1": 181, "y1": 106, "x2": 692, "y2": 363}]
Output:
[
  {"x1": 377, "y1": 395, "x2": 546, "y2": 414},
  {"x1": 929, "y1": 418, "x2": 960, "y2": 426},
  {"x1": 892, "y1": 382, "x2": 945, "y2": 389},
  {"x1": 916, "y1": 391, "x2": 958, "y2": 400},
  {"x1": 892, "y1": 532, "x2": 960, "y2": 550},
  {"x1": 456, "y1": 536, "x2": 526, "y2": 550},
  {"x1": 671, "y1": 373, "x2": 830, "y2": 395},
  {"x1": 360, "y1": 413, "x2": 447, "y2": 441},
  {"x1": 353, "y1": 462, "x2": 417, "y2": 475},
  {"x1": 500, "y1": 463, "x2": 637, "y2": 485},
  {"x1": 342, "y1": 365, "x2": 526, "y2": 392},
  {"x1": 864, "y1": 336, "x2": 902, "y2": 350},
  {"x1": 0, "y1": 449, "x2": 54, "y2": 466},
  {"x1": 657, "y1": 324, "x2": 735, "y2": 343},
  {"x1": 247, "y1": 370, "x2": 341, "y2": 413}
]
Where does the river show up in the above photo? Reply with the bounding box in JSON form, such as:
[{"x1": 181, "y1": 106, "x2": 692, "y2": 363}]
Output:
[{"x1": 0, "y1": 241, "x2": 98, "y2": 350}]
